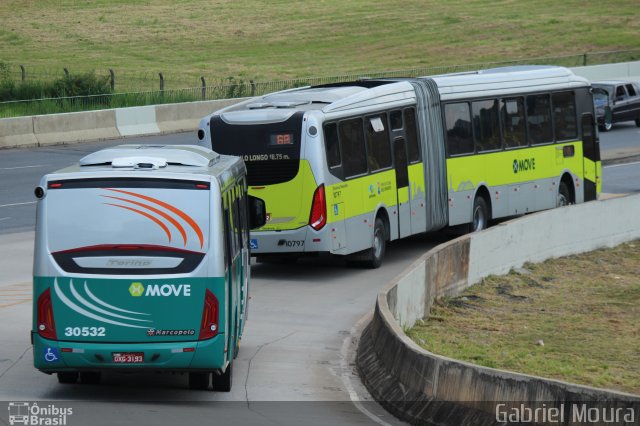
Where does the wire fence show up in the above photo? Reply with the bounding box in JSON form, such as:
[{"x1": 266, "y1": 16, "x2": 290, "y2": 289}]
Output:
[{"x1": 2, "y1": 49, "x2": 640, "y2": 119}]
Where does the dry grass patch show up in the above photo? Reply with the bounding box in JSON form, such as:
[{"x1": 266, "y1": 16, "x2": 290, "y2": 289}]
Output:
[{"x1": 407, "y1": 241, "x2": 640, "y2": 395}]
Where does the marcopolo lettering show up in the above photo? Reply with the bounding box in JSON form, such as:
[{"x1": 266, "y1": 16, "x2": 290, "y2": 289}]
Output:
[{"x1": 513, "y1": 158, "x2": 536, "y2": 174}]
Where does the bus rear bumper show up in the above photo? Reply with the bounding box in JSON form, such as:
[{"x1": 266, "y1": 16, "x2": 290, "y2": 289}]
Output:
[
  {"x1": 250, "y1": 226, "x2": 333, "y2": 254},
  {"x1": 32, "y1": 333, "x2": 227, "y2": 373}
]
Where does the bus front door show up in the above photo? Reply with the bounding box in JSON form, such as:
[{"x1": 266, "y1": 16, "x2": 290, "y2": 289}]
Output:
[
  {"x1": 393, "y1": 138, "x2": 411, "y2": 238},
  {"x1": 581, "y1": 113, "x2": 601, "y2": 201}
]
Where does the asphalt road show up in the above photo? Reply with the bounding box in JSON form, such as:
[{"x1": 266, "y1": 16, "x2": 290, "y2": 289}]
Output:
[{"x1": 0, "y1": 126, "x2": 638, "y2": 426}]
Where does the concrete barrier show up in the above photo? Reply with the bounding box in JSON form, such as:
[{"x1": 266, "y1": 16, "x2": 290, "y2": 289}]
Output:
[
  {"x1": 33, "y1": 109, "x2": 119, "y2": 145},
  {"x1": 0, "y1": 116, "x2": 37, "y2": 148},
  {"x1": 155, "y1": 99, "x2": 246, "y2": 134},
  {"x1": 115, "y1": 105, "x2": 160, "y2": 136},
  {"x1": 571, "y1": 61, "x2": 640, "y2": 82},
  {"x1": 357, "y1": 195, "x2": 640, "y2": 425}
]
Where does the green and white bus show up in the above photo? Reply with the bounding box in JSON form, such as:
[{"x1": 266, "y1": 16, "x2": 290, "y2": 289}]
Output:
[
  {"x1": 32, "y1": 145, "x2": 265, "y2": 391},
  {"x1": 197, "y1": 66, "x2": 601, "y2": 268}
]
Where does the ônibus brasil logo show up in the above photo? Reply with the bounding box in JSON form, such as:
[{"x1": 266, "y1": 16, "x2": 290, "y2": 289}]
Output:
[
  {"x1": 513, "y1": 158, "x2": 536, "y2": 174},
  {"x1": 128, "y1": 282, "x2": 191, "y2": 297},
  {"x1": 7, "y1": 402, "x2": 73, "y2": 425}
]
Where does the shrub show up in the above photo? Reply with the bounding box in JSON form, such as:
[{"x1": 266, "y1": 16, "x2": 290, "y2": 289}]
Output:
[{"x1": 50, "y1": 72, "x2": 112, "y2": 98}]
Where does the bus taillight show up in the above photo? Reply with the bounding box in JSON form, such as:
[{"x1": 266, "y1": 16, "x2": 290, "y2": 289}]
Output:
[
  {"x1": 309, "y1": 184, "x2": 327, "y2": 231},
  {"x1": 37, "y1": 288, "x2": 57, "y2": 340},
  {"x1": 199, "y1": 289, "x2": 219, "y2": 340}
]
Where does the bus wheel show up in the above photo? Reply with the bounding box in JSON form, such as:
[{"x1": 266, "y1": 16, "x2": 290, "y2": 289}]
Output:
[
  {"x1": 557, "y1": 182, "x2": 571, "y2": 207},
  {"x1": 470, "y1": 196, "x2": 489, "y2": 232},
  {"x1": 79, "y1": 371, "x2": 101, "y2": 385},
  {"x1": 189, "y1": 372, "x2": 210, "y2": 390},
  {"x1": 57, "y1": 372, "x2": 78, "y2": 384},
  {"x1": 363, "y1": 218, "x2": 386, "y2": 269},
  {"x1": 211, "y1": 362, "x2": 233, "y2": 392}
]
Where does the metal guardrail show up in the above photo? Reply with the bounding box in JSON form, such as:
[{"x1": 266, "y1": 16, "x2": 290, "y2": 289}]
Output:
[{"x1": 2, "y1": 49, "x2": 640, "y2": 118}]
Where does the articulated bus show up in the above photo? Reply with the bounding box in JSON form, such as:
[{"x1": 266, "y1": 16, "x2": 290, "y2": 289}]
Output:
[
  {"x1": 197, "y1": 66, "x2": 601, "y2": 268},
  {"x1": 32, "y1": 145, "x2": 265, "y2": 391}
]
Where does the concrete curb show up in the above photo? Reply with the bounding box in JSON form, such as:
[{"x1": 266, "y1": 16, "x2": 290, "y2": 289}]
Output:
[{"x1": 356, "y1": 195, "x2": 640, "y2": 425}]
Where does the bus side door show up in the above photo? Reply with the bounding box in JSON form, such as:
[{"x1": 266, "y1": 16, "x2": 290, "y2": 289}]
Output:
[
  {"x1": 393, "y1": 137, "x2": 411, "y2": 238},
  {"x1": 224, "y1": 193, "x2": 240, "y2": 360}
]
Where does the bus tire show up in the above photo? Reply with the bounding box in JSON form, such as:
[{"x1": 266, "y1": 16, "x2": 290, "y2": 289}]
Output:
[
  {"x1": 189, "y1": 372, "x2": 210, "y2": 390},
  {"x1": 79, "y1": 371, "x2": 101, "y2": 385},
  {"x1": 363, "y1": 217, "x2": 386, "y2": 269},
  {"x1": 557, "y1": 181, "x2": 571, "y2": 207},
  {"x1": 470, "y1": 196, "x2": 489, "y2": 232},
  {"x1": 57, "y1": 372, "x2": 78, "y2": 384},
  {"x1": 212, "y1": 362, "x2": 232, "y2": 392}
]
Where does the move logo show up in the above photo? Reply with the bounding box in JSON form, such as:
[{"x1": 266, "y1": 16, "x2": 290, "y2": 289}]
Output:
[
  {"x1": 129, "y1": 282, "x2": 145, "y2": 296},
  {"x1": 129, "y1": 282, "x2": 191, "y2": 297},
  {"x1": 513, "y1": 158, "x2": 536, "y2": 174}
]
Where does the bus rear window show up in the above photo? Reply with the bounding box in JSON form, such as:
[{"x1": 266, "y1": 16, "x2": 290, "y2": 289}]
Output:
[
  {"x1": 45, "y1": 183, "x2": 211, "y2": 274},
  {"x1": 210, "y1": 113, "x2": 303, "y2": 186}
]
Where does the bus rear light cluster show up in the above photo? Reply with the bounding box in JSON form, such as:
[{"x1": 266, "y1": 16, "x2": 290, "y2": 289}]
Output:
[
  {"x1": 309, "y1": 184, "x2": 327, "y2": 231},
  {"x1": 199, "y1": 289, "x2": 219, "y2": 340},
  {"x1": 37, "y1": 288, "x2": 57, "y2": 340}
]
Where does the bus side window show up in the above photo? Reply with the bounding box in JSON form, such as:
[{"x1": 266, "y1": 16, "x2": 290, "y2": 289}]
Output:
[
  {"x1": 472, "y1": 99, "x2": 501, "y2": 152},
  {"x1": 230, "y1": 190, "x2": 241, "y2": 256},
  {"x1": 365, "y1": 115, "x2": 391, "y2": 171},
  {"x1": 238, "y1": 181, "x2": 250, "y2": 250},
  {"x1": 390, "y1": 110, "x2": 403, "y2": 130},
  {"x1": 526, "y1": 94, "x2": 553, "y2": 145},
  {"x1": 552, "y1": 91, "x2": 577, "y2": 141},
  {"x1": 324, "y1": 122, "x2": 341, "y2": 169},
  {"x1": 581, "y1": 113, "x2": 597, "y2": 160},
  {"x1": 444, "y1": 103, "x2": 473, "y2": 156},
  {"x1": 502, "y1": 97, "x2": 527, "y2": 149},
  {"x1": 223, "y1": 206, "x2": 231, "y2": 269},
  {"x1": 404, "y1": 108, "x2": 420, "y2": 163},
  {"x1": 339, "y1": 117, "x2": 367, "y2": 177}
]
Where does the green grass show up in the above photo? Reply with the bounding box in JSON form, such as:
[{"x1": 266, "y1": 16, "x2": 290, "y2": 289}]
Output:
[
  {"x1": 1, "y1": 0, "x2": 639, "y2": 91},
  {"x1": 406, "y1": 241, "x2": 640, "y2": 395}
]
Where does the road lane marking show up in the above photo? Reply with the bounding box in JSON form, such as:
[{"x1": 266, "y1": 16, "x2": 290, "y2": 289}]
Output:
[
  {"x1": 0, "y1": 282, "x2": 32, "y2": 308},
  {"x1": 0, "y1": 217, "x2": 10, "y2": 221},
  {"x1": 603, "y1": 161, "x2": 640, "y2": 169},
  {"x1": 0, "y1": 165, "x2": 44, "y2": 170},
  {"x1": 0, "y1": 201, "x2": 36, "y2": 208},
  {"x1": 0, "y1": 300, "x2": 31, "y2": 308}
]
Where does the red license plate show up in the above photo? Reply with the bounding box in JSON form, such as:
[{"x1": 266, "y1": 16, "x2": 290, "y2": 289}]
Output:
[{"x1": 112, "y1": 352, "x2": 144, "y2": 363}]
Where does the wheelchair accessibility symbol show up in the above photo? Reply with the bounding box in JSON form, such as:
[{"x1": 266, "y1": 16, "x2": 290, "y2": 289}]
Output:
[
  {"x1": 250, "y1": 239, "x2": 258, "y2": 250},
  {"x1": 44, "y1": 347, "x2": 59, "y2": 362}
]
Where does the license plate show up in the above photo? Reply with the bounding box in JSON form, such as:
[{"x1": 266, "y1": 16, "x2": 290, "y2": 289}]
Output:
[{"x1": 112, "y1": 352, "x2": 144, "y2": 363}]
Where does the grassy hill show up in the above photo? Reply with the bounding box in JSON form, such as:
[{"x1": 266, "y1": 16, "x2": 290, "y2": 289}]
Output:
[{"x1": 1, "y1": 0, "x2": 639, "y2": 89}]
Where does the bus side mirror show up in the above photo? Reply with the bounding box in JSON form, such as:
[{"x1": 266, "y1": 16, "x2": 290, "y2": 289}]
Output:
[{"x1": 248, "y1": 196, "x2": 266, "y2": 229}]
